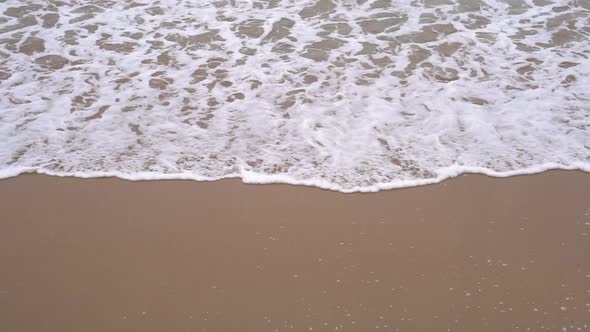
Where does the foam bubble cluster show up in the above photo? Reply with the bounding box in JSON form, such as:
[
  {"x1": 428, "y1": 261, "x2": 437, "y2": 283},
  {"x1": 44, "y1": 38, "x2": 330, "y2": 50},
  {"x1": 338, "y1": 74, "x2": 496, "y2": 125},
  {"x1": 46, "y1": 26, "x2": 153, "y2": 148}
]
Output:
[{"x1": 1, "y1": 0, "x2": 589, "y2": 191}]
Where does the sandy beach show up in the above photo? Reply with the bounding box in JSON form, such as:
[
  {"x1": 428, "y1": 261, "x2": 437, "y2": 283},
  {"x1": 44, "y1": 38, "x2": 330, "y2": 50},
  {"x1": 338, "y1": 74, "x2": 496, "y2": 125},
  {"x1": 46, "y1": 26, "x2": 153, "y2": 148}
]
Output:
[
  {"x1": 1, "y1": 1, "x2": 590, "y2": 331},
  {"x1": 1, "y1": 171, "x2": 589, "y2": 332}
]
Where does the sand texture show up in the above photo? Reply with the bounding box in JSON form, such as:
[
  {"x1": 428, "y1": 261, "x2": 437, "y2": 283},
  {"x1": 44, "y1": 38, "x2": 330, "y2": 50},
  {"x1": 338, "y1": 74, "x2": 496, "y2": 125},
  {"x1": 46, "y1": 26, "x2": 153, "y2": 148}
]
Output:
[{"x1": 1, "y1": 171, "x2": 590, "y2": 331}]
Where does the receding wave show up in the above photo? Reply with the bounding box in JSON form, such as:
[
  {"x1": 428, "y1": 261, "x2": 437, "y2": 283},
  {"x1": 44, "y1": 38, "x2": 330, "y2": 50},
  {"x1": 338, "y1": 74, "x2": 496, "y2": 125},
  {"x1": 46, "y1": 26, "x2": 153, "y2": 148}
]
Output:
[{"x1": 1, "y1": 0, "x2": 589, "y2": 192}]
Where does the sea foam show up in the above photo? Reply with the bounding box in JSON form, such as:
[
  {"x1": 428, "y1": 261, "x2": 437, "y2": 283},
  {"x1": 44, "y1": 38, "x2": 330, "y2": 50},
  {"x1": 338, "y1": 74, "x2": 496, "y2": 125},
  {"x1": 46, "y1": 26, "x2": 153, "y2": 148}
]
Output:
[{"x1": 0, "y1": 0, "x2": 589, "y2": 192}]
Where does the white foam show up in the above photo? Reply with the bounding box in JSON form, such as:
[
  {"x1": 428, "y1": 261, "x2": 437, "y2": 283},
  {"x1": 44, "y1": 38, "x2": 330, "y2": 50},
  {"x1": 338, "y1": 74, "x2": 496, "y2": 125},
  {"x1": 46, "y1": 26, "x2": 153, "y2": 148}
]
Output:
[{"x1": 0, "y1": 0, "x2": 589, "y2": 192}]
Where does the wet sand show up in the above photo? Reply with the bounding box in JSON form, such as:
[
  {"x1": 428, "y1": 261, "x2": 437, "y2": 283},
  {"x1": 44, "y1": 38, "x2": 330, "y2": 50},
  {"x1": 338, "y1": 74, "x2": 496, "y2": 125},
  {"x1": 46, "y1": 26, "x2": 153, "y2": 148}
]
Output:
[{"x1": 0, "y1": 171, "x2": 589, "y2": 332}]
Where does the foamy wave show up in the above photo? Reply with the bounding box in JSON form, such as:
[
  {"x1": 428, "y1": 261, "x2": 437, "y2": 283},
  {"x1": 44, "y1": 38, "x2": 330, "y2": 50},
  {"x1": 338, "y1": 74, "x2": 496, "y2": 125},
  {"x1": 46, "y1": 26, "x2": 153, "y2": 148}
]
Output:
[{"x1": 1, "y1": 0, "x2": 589, "y2": 192}]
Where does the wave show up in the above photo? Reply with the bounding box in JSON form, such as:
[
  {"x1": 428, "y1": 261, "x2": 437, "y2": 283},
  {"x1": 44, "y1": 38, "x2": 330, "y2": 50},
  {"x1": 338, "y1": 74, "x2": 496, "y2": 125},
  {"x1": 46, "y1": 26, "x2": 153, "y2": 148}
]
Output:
[{"x1": 1, "y1": 0, "x2": 589, "y2": 192}]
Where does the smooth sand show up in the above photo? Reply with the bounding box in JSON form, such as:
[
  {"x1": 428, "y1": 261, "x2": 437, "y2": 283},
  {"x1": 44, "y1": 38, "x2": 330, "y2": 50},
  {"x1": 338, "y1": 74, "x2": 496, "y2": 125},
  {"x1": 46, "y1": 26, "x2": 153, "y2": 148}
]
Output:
[{"x1": 0, "y1": 171, "x2": 589, "y2": 332}]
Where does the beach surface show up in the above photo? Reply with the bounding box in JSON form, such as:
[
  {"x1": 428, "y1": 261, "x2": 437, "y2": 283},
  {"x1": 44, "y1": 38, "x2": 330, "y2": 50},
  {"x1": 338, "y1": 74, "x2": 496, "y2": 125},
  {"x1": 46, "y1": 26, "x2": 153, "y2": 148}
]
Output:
[{"x1": 1, "y1": 171, "x2": 589, "y2": 332}]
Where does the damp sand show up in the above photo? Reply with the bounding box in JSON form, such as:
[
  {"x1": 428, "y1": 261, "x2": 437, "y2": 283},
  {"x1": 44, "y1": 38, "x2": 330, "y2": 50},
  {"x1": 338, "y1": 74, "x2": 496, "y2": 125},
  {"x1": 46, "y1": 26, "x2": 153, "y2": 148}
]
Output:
[{"x1": 1, "y1": 171, "x2": 590, "y2": 331}]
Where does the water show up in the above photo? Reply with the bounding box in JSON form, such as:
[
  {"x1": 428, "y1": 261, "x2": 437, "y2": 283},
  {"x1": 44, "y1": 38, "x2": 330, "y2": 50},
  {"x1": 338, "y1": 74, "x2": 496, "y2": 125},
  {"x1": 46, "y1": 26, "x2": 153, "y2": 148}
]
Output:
[{"x1": 0, "y1": 0, "x2": 589, "y2": 192}]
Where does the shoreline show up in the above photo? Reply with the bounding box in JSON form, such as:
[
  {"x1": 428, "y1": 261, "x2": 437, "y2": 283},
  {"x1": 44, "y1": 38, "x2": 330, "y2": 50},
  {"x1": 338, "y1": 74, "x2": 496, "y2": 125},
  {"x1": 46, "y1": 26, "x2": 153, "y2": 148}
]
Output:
[
  {"x1": 1, "y1": 171, "x2": 590, "y2": 331},
  {"x1": 1, "y1": 164, "x2": 590, "y2": 192}
]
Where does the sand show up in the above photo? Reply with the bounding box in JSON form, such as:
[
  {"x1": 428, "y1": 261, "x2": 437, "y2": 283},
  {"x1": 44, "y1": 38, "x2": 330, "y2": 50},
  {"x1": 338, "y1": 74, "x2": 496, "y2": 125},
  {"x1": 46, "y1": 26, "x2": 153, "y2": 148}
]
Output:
[{"x1": 0, "y1": 171, "x2": 589, "y2": 332}]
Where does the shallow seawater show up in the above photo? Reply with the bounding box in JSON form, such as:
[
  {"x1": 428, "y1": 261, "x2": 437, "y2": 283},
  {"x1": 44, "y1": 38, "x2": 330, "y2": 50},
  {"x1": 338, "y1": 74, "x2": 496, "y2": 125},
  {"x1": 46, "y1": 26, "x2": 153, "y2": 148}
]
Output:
[{"x1": 0, "y1": 0, "x2": 589, "y2": 191}]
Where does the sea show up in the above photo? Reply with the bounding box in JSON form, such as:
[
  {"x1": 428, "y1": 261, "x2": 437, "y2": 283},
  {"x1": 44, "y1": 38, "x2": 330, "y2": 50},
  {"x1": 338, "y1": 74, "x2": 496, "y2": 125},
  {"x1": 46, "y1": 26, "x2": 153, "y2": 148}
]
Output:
[{"x1": 0, "y1": 0, "x2": 589, "y2": 192}]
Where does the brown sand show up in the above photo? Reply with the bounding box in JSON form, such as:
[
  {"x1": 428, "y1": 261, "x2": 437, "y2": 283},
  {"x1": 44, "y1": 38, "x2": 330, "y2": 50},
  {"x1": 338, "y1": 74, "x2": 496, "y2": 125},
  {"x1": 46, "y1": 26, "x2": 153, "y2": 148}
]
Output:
[{"x1": 0, "y1": 171, "x2": 589, "y2": 332}]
